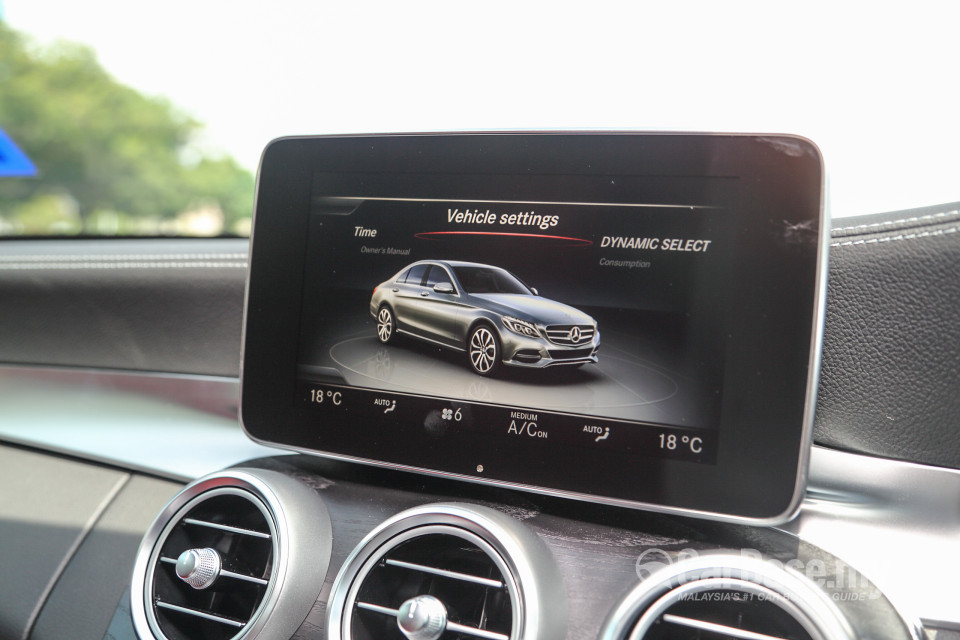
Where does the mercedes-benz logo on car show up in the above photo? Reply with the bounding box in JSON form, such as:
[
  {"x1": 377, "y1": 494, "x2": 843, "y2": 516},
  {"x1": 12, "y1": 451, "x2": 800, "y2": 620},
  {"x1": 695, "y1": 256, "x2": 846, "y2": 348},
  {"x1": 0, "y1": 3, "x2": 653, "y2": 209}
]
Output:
[{"x1": 370, "y1": 260, "x2": 600, "y2": 375}]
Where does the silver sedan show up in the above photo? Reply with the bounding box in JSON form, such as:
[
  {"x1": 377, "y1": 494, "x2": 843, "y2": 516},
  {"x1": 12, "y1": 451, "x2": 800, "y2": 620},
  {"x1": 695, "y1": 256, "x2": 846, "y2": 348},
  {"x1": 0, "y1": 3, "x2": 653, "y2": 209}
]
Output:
[{"x1": 370, "y1": 260, "x2": 599, "y2": 376}]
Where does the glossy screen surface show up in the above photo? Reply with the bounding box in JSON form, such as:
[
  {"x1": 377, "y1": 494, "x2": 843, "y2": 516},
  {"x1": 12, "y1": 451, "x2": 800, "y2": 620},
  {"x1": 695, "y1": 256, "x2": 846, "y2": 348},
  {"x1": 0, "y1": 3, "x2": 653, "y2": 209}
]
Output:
[{"x1": 242, "y1": 133, "x2": 824, "y2": 523}]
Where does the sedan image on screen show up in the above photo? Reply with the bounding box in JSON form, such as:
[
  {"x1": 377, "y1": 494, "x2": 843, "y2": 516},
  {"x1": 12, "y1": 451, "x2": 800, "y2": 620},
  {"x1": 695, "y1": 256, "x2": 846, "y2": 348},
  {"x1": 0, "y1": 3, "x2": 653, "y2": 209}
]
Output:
[{"x1": 370, "y1": 260, "x2": 599, "y2": 376}]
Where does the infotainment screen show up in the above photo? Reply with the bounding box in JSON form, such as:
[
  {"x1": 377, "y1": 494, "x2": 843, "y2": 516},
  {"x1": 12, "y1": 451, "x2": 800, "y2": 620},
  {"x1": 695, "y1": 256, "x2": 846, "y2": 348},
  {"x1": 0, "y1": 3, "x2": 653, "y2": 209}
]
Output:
[{"x1": 241, "y1": 133, "x2": 826, "y2": 524}]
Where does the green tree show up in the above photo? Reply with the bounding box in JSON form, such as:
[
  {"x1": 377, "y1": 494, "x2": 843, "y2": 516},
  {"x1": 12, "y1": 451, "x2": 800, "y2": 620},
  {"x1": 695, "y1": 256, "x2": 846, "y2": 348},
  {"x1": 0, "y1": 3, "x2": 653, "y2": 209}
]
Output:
[
  {"x1": 0, "y1": 23, "x2": 253, "y2": 235},
  {"x1": 183, "y1": 156, "x2": 255, "y2": 232}
]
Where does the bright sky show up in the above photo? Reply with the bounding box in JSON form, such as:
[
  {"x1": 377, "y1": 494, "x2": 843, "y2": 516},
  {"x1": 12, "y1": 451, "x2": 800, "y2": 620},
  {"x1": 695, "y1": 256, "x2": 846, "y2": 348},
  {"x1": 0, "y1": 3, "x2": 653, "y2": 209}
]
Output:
[{"x1": 6, "y1": 0, "x2": 960, "y2": 218}]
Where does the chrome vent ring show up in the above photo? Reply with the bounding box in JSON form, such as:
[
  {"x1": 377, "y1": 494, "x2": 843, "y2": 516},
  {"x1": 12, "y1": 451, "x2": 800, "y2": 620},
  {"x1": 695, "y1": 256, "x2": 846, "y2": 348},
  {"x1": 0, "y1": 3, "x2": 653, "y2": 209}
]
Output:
[
  {"x1": 148, "y1": 487, "x2": 273, "y2": 638},
  {"x1": 351, "y1": 526, "x2": 516, "y2": 640},
  {"x1": 600, "y1": 554, "x2": 855, "y2": 640},
  {"x1": 131, "y1": 469, "x2": 332, "y2": 640},
  {"x1": 327, "y1": 503, "x2": 566, "y2": 640}
]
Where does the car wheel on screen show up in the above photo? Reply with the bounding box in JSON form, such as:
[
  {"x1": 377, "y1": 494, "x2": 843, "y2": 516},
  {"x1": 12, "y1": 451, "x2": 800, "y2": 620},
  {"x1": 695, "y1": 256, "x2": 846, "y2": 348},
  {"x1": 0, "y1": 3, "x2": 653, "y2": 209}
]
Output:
[
  {"x1": 376, "y1": 305, "x2": 396, "y2": 344},
  {"x1": 468, "y1": 324, "x2": 501, "y2": 376}
]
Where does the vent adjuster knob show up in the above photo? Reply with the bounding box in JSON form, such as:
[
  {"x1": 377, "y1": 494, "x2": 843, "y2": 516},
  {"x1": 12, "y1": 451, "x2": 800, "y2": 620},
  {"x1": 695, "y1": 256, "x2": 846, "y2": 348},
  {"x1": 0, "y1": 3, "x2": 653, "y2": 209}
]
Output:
[
  {"x1": 397, "y1": 595, "x2": 447, "y2": 640},
  {"x1": 175, "y1": 547, "x2": 222, "y2": 590}
]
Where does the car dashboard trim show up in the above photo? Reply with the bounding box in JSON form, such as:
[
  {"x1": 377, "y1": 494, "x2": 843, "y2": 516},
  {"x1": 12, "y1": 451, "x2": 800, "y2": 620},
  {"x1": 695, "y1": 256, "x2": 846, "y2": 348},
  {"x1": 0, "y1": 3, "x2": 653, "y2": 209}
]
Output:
[{"x1": 0, "y1": 364, "x2": 952, "y2": 634}]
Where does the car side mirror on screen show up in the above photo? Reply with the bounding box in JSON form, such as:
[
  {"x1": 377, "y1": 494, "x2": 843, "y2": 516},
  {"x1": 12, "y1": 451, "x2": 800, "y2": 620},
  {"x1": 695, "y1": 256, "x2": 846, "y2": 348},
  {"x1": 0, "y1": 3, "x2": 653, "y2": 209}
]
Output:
[
  {"x1": 530, "y1": 287, "x2": 539, "y2": 296},
  {"x1": 434, "y1": 282, "x2": 455, "y2": 294}
]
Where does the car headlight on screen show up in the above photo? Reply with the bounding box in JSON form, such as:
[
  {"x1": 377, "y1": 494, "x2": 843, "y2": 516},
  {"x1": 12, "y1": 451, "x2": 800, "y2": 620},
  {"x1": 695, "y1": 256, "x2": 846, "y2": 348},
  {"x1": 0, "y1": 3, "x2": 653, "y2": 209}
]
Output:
[{"x1": 502, "y1": 316, "x2": 539, "y2": 338}]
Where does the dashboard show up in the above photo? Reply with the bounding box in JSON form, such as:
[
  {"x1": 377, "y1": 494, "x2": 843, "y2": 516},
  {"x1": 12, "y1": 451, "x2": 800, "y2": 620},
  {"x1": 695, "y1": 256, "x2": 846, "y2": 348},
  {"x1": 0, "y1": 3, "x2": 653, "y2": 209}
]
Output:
[{"x1": 1, "y1": 133, "x2": 959, "y2": 640}]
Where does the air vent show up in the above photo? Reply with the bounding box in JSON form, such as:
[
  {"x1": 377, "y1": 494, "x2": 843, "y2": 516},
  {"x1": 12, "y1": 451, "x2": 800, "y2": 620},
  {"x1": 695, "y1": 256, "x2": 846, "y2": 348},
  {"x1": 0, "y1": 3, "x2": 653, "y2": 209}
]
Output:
[
  {"x1": 352, "y1": 529, "x2": 513, "y2": 640},
  {"x1": 150, "y1": 488, "x2": 273, "y2": 640},
  {"x1": 632, "y1": 581, "x2": 828, "y2": 640},
  {"x1": 327, "y1": 503, "x2": 566, "y2": 640},
  {"x1": 131, "y1": 469, "x2": 332, "y2": 640},
  {"x1": 600, "y1": 555, "x2": 854, "y2": 640}
]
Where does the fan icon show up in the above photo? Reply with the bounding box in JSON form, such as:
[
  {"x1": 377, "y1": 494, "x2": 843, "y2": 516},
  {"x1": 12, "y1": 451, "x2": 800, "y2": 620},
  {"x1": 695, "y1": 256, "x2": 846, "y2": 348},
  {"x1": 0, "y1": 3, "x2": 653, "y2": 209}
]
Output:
[{"x1": 442, "y1": 408, "x2": 454, "y2": 420}]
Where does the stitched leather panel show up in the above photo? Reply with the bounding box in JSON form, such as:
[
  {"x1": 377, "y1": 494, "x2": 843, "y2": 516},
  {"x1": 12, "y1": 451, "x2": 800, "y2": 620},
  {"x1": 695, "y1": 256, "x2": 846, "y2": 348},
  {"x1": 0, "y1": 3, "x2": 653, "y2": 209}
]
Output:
[
  {"x1": 0, "y1": 239, "x2": 248, "y2": 377},
  {"x1": 816, "y1": 202, "x2": 960, "y2": 468}
]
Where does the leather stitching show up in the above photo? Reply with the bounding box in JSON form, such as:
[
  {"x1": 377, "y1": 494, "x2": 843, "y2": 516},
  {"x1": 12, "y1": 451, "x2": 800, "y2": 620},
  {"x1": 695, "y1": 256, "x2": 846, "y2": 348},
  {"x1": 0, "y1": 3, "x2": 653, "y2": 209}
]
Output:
[
  {"x1": 832, "y1": 209, "x2": 959, "y2": 233},
  {"x1": 0, "y1": 261, "x2": 247, "y2": 270},
  {"x1": 830, "y1": 225, "x2": 958, "y2": 247},
  {"x1": 0, "y1": 253, "x2": 248, "y2": 262}
]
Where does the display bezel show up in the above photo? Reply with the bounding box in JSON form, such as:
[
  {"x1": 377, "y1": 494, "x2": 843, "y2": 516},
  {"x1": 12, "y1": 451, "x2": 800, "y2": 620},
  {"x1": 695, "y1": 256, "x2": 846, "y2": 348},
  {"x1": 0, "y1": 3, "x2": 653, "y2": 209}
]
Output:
[{"x1": 240, "y1": 132, "x2": 826, "y2": 525}]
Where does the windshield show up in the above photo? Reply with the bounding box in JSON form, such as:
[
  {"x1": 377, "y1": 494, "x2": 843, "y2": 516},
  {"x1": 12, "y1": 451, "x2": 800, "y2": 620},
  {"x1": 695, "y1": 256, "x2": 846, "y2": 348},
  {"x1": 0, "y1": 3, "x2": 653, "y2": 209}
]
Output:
[
  {"x1": 2, "y1": 2, "x2": 957, "y2": 237},
  {"x1": 454, "y1": 266, "x2": 532, "y2": 295}
]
